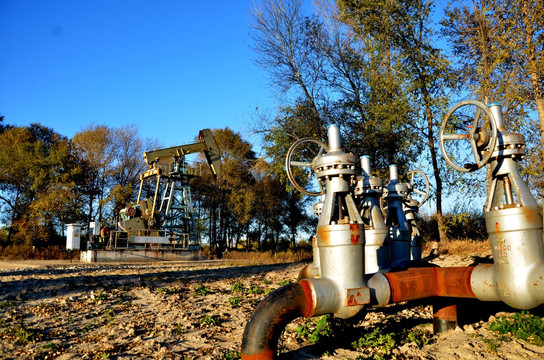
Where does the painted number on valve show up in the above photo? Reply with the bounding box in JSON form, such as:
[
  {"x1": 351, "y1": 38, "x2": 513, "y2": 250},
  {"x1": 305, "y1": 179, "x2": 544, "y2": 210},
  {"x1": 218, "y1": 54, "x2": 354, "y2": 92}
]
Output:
[
  {"x1": 346, "y1": 287, "x2": 370, "y2": 306},
  {"x1": 494, "y1": 239, "x2": 511, "y2": 264}
]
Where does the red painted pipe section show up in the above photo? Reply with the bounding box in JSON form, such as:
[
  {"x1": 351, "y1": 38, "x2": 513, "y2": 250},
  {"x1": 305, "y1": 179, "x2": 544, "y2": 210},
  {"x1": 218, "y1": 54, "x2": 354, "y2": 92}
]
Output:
[
  {"x1": 384, "y1": 267, "x2": 476, "y2": 303},
  {"x1": 241, "y1": 280, "x2": 314, "y2": 360}
]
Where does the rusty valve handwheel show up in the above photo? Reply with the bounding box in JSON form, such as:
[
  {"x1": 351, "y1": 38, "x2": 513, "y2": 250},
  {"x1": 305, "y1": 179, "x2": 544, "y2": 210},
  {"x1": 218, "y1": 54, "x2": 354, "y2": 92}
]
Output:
[
  {"x1": 285, "y1": 138, "x2": 328, "y2": 196},
  {"x1": 439, "y1": 100, "x2": 498, "y2": 172},
  {"x1": 405, "y1": 169, "x2": 430, "y2": 207}
]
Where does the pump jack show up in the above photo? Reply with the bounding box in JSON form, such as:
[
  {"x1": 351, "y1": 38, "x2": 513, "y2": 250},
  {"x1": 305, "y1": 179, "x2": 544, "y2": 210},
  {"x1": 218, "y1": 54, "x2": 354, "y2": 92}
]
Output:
[{"x1": 114, "y1": 129, "x2": 221, "y2": 248}]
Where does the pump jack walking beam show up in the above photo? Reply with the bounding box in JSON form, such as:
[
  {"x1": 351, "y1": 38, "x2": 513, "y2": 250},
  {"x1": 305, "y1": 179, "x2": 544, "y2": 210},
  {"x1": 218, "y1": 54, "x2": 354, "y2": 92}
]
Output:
[{"x1": 143, "y1": 129, "x2": 221, "y2": 181}]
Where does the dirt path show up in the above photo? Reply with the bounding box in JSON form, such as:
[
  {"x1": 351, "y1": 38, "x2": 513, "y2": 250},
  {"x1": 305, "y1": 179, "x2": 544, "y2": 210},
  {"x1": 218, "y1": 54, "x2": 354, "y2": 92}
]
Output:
[{"x1": 1, "y1": 257, "x2": 543, "y2": 359}]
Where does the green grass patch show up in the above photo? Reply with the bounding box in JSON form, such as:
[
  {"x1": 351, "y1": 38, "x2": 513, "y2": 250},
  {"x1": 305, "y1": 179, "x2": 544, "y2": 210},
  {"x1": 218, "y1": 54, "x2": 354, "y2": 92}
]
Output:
[
  {"x1": 351, "y1": 326, "x2": 433, "y2": 359},
  {"x1": 194, "y1": 285, "x2": 211, "y2": 296},
  {"x1": 199, "y1": 314, "x2": 220, "y2": 328},
  {"x1": 490, "y1": 311, "x2": 544, "y2": 346}
]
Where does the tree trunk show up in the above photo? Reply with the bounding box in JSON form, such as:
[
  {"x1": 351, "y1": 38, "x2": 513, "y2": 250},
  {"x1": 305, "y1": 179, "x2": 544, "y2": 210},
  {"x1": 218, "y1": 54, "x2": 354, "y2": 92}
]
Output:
[{"x1": 425, "y1": 92, "x2": 447, "y2": 254}]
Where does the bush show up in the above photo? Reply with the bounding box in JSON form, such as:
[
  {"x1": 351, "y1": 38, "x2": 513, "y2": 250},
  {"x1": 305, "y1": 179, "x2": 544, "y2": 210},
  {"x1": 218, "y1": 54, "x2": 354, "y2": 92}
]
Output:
[
  {"x1": 0, "y1": 245, "x2": 77, "y2": 260},
  {"x1": 419, "y1": 210, "x2": 487, "y2": 242}
]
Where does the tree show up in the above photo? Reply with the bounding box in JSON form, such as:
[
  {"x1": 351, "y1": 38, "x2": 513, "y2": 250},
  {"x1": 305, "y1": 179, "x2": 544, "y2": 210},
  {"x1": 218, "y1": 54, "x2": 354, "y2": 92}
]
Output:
[
  {"x1": 73, "y1": 125, "x2": 115, "y2": 227},
  {"x1": 338, "y1": 0, "x2": 457, "y2": 251},
  {"x1": 0, "y1": 124, "x2": 83, "y2": 247},
  {"x1": 250, "y1": 0, "x2": 419, "y2": 174},
  {"x1": 442, "y1": 0, "x2": 544, "y2": 200},
  {"x1": 249, "y1": 0, "x2": 324, "y2": 120}
]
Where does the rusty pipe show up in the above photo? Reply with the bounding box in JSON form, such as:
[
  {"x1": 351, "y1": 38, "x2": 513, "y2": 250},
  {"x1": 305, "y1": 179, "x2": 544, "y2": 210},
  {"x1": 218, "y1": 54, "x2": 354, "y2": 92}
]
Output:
[
  {"x1": 241, "y1": 280, "x2": 314, "y2": 360},
  {"x1": 384, "y1": 267, "x2": 476, "y2": 302}
]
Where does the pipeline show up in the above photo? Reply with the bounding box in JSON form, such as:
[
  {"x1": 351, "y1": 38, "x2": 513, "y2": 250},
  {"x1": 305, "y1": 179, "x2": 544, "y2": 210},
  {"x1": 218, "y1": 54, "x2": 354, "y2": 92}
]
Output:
[
  {"x1": 241, "y1": 267, "x2": 477, "y2": 359},
  {"x1": 242, "y1": 103, "x2": 544, "y2": 358},
  {"x1": 241, "y1": 280, "x2": 314, "y2": 360}
]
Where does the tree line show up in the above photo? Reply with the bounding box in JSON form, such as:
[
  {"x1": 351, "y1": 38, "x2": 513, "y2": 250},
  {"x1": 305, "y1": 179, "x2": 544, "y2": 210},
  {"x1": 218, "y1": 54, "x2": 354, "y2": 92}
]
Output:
[
  {"x1": 0, "y1": 119, "x2": 314, "y2": 254},
  {"x1": 250, "y1": 0, "x2": 543, "y2": 251},
  {"x1": 0, "y1": 119, "x2": 157, "y2": 249},
  {"x1": 1, "y1": 0, "x2": 543, "y2": 255}
]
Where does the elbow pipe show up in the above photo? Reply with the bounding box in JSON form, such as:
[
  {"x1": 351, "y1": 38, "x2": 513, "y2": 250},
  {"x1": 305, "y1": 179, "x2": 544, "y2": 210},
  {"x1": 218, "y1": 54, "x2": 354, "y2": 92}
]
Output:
[
  {"x1": 241, "y1": 280, "x2": 314, "y2": 360},
  {"x1": 242, "y1": 267, "x2": 477, "y2": 359}
]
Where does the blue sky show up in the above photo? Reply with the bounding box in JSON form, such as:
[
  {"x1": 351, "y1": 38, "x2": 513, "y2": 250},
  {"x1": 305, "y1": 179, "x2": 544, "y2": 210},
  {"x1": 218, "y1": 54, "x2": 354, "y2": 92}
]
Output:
[{"x1": 0, "y1": 0, "x2": 274, "y2": 148}]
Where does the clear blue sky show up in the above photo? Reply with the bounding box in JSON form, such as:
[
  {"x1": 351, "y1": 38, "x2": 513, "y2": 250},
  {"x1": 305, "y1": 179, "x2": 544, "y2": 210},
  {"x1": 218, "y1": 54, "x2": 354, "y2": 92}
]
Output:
[{"x1": 0, "y1": 0, "x2": 273, "y2": 148}]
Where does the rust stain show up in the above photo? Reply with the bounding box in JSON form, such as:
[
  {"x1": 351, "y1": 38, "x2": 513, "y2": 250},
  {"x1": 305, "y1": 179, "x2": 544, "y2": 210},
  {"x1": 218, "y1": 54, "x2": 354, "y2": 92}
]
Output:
[
  {"x1": 241, "y1": 350, "x2": 274, "y2": 360},
  {"x1": 317, "y1": 227, "x2": 331, "y2": 246},
  {"x1": 434, "y1": 304, "x2": 458, "y2": 322},
  {"x1": 351, "y1": 233, "x2": 360, "y2": 244},
  {"x1": 350, "y1": 224, "x2": 361, "y2": 244}
]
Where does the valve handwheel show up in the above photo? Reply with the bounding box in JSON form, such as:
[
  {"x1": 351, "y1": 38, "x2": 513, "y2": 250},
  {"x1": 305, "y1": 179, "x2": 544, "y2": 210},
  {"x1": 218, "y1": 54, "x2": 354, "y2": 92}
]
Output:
[
  {"x1": 405, "y1": 169, "x2": 430, "y2": 207},
  {"x1": 439, "y1": 100, "x2": 498, "y2": 172},
  {"x1": 285, "y1": 138, "x2": 329, "y2": 196}
]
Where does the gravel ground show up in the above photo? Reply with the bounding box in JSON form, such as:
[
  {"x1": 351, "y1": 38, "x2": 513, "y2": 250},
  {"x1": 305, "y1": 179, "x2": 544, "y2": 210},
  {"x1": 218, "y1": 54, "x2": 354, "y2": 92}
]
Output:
[{"x1": 1, "y1": 255, "x2": 544, "y2": 359}]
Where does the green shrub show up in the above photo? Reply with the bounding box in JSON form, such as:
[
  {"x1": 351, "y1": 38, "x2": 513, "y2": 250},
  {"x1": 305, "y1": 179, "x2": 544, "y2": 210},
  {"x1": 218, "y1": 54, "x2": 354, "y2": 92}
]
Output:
[
  {"x1": 490, "y1": 311, "x2": 544, "y2": 346},
  {"x1": 295, "y1": 315, "x2": 334, "y2": 344},
  {"x1": 194, "y1": 285, "x2": 211, "y2": 296}
]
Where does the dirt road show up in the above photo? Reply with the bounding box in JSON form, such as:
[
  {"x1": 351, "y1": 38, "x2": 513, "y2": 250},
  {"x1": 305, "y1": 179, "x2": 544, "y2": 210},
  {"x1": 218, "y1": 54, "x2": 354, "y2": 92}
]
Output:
[{"x1": 1, "y1": 257, "x2": 543, "y2": 359}]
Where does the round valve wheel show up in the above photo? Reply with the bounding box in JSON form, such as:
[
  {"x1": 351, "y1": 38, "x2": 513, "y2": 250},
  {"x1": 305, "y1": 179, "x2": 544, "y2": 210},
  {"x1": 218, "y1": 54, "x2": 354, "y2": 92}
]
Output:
[
  {"x1": 439, "y1": 100, "x2": 498, "y2": 172},
  {"x1": 126, "y1": 206, "x2": 137, "y2": 217},
  {"x1": 285, "y1": 138, "x2": 329, "y2": 196},
  {"x1": 404, "y1": 169, "x2": 430, "y2": 207}
]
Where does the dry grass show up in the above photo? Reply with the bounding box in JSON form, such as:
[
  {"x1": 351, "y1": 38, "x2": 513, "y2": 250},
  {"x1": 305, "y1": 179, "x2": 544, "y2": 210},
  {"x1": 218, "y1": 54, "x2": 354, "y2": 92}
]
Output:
[
  {"x1": 0, "y1": 245, "x2": 77, "y2": 260},
  {"x1": 221, "y1": 249, "x2": 312, "y2": 264},
  {"x1": 423, "y1": 239, "x2": 492, "y2": 257}
]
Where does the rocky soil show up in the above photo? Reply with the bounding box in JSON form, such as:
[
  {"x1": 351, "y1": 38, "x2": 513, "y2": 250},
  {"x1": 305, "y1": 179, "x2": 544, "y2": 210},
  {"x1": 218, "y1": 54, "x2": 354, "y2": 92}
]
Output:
[{"x1": 1, "y1": 255, "x2": 544, "y2": 359}]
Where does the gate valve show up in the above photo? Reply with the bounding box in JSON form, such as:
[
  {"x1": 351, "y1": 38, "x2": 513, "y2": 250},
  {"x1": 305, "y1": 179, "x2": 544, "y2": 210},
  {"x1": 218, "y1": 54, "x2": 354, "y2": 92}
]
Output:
[
  {"x1": 439, "y1": 100, "x2": 498, "y2": 172},
  {"x1": 440, "y1": 100, "x2": 543, "y2": 310},
  {"x1": 354, "y1": 156, "x2": 389, "y2": 274}
]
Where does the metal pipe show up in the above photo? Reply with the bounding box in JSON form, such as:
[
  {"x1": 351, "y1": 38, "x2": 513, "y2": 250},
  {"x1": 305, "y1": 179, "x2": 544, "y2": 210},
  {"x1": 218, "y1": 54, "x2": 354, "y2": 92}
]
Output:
[
  {"x1": 241, "y1": 280, "x2": 314, "y2": 360},
  {"x1": 384, "y1": 267, "x2": 476, "y2": 302},
  {"x1": 389, "y1": 164, "x2": 398, "y2": 181},
  {"x1": 327, "y1": 124, "x2": 342, "y2": 151},
  {"x1": 361, "y1": 155, "x2": 371, "y2": 176}
]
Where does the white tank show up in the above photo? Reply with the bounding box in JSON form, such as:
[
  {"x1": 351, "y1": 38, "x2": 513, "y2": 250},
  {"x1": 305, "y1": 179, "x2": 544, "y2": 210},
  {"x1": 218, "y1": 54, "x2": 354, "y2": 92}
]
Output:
[{"x1": 66, "y1": 224, "x2": 82, "y2": 250}]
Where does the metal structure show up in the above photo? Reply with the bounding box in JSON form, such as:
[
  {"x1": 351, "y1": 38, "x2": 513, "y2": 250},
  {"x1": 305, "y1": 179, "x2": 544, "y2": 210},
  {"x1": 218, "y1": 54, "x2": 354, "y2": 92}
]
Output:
[
  {"x1": 114, "y1": 129, "x2": 221, "y2": 249},
  {"x1": 241, "y1": 101, "x2": 543, "y2": 359}
]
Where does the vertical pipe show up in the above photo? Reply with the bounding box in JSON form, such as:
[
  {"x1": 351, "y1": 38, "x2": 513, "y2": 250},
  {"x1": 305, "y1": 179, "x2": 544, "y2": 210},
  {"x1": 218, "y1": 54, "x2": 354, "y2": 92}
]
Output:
[
  {"x1": 361, "y1": 155, "x2": 371, "y2": 176},
  {"x1": 433, "y1": 300, "x2": 458, "y2": 333},
  {"x1": 327, "y1": 124, "x2": 342, "y2": 151},
  {"x1": 389, "y1": 165, "x2": 398, "y2": 181}
]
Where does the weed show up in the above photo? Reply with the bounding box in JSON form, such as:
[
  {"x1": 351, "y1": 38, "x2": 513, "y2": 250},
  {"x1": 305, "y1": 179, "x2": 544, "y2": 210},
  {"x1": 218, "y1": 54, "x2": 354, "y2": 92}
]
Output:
[
  {"x1": 194, "y1": 285, "x2": 211, "y2": 296},
  {"x1": 93, "y1": 292, "x2": 108, "y2": 302},
  {"x1": 481, "y1": 336, "x2": 502, "y2": 353},
  {"x1": 222, "y1": 350, "x2": 240, "y2": 360},
  {"x1": 230, "y1": 282, "x2": 246, "y2": 293},
  {"x1": 5, "y1": 321, "x2": 43, "y2": 345},
  {"x1": 228, "y1": 296, "x2": 241, "y2": 308},
  {"x1": 199, "y1": 314, "x2": 219, "y2": 328},
  {"x1": 352, "y1": 326, "x2": 433, "y2": 358},
  {"x1": 295, "y1": 315, "x2": 334, "y2": 344},
  {"x1": 278, "y1": 280, "x2": 293, "y2": 287},
  {"x1": 261, "y1": 278, "x2": 271, "y2": 285},
  {"x1": 489, "y1": 311, "x2": 544, "y2": 346},
  {"x1": 404, "y1": 329, "x2": 431, "y2": 347},
  {"x1": 352, "y1": 327, "x2": 396, "y2": 356},
  {"x1": 76, "y1": 320, "x2": 97, "y2": 334},
  {"x1": 173, "y1": 323, "x2": 184, "y2": 335},
  {"x1": 264, "y1": 288, "x2": 276, "y2": 296},
  {"x1": 101, "y1": 353, "x2": 111, "y2": 359},
  {"x1": 0, "y1": 300, "x2": 16, "y2": 309},
  {"x1": 42, "y1": 342, "x2": 62, "y2": 351},
  {"x1": 248, "y1": 285, "x2": 264, "y2": 295}
]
